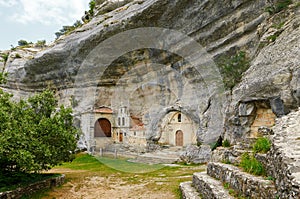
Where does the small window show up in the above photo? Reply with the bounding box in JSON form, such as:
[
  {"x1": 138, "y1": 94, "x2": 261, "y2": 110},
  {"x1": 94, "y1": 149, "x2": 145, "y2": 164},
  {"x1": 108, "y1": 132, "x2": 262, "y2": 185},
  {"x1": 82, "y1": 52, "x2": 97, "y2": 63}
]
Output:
[
  {"x1": 178, "y1": 113, "x2": 181, "y2": 122},
  {"x1": 124, "y1": 133, "x2": 126, "y2": 136},
  {"x1": 134, "y1": 131, "x2": 136, "y2": 136},
  {"x1": 118, "y1": 117, "x2": 121, "y2": 126},
  {"x1": 122, "y1": 117, "x2": 125, "y2": 126}
]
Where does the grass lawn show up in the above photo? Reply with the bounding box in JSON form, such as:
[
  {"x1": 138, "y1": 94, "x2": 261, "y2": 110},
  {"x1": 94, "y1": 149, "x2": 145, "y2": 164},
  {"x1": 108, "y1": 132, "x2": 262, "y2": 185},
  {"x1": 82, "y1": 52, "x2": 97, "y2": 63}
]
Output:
[{"x1": 27, "y1": 153, "x2": 205, "y2": 199}]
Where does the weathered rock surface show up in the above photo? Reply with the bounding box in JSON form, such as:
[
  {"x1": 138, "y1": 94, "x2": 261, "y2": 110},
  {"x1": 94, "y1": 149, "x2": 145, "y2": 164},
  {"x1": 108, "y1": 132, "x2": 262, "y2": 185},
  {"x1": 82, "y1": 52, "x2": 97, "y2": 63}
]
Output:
[
  {"x1": 179, "y1": 181, "x2": 201, "y2": 199},
  {"x1": 264, "y1": 108, "x2": 300, "y2": 198},
  {"x1": 207, "y1": 162, "x2": 277, "y2": 198},
  {"x1": 180, "y1": 145, "x2": 211, "y2": 164},
  {"x1": 225, "y1": 5, "x2": 300, "y2": 141},
  {"x1": 192, "y1": 172, "x2": 234, "y2": 199},
  {"x1": 2, "y1": 0, "x2": 278, "y2": 145}
]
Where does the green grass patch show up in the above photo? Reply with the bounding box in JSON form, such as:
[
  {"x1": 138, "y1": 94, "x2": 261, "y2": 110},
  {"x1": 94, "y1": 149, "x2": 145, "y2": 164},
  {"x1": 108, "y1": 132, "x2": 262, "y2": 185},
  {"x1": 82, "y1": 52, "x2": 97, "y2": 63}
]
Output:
[
  {"x1": 222, "y1": 139, "x2": 231, "y2": 147},
  {"x1": 34, "y1": 153, "x2": 205, "y2": 199},
  {"x1": 240, "y1": 153, "x2": 266, "y2": 176},
  {"x1": 95, "y1": 156, "x2": 165, "y2": 173},
  {"x1": 253, "y1": 137, "x2": 271, "y2": 153}
]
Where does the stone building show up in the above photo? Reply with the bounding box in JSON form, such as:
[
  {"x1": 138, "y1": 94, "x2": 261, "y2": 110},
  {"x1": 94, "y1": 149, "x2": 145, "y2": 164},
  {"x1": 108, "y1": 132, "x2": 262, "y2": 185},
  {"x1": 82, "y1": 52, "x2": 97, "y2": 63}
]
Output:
[
  {"x1": 158, "y1": 111, "x2": 197, "y2": 146},
  {"x1": 79, "y1": 105, "x2": 197, "y2": 152}
]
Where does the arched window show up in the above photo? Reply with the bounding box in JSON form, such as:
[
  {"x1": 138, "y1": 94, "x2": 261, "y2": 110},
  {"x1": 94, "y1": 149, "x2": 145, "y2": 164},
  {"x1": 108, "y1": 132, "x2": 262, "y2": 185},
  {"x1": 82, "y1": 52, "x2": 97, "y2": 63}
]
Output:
[
  {"x1": 118, "y1": 117, "x2": 121, "y2": 126},
  {"x1": 178, "y1": 113, "x2": 181, "y2": 122},
  {"x1": 122, "y1": 117, "x2": 125, "y2": 126}
]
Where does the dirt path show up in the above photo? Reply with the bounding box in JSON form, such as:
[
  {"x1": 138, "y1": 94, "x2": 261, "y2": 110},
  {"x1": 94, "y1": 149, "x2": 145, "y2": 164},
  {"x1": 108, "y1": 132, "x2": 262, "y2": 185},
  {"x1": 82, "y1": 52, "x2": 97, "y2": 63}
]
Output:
[{"x1": 43, "y1": 165, "x2": 205, "y2": 199}]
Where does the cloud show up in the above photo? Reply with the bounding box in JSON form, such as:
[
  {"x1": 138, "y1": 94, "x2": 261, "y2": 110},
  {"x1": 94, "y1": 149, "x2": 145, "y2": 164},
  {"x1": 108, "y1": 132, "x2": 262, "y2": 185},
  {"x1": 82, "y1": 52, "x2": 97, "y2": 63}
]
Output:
[
  {"x1": 0, "y1": 0, "x2": 18, "y2": 7},
  {"x1": 11, "y1": 0, "x2": 89, "y2": 25}
]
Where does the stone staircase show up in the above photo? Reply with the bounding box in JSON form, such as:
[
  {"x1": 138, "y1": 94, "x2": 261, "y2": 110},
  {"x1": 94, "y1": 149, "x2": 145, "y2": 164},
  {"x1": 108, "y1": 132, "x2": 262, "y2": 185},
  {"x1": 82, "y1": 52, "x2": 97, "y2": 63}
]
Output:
[
  {"x1": 180, "y1": 108, "x2": 300, "y2": 198},
  {"x1": 180, "y1": 162, "x2": 276, "y2": 199}
]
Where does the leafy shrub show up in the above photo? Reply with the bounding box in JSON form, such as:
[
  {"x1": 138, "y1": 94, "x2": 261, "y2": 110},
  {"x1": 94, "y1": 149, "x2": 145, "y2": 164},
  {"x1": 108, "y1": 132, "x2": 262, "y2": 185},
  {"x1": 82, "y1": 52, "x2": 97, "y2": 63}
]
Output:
[
  {"x1": 89, "y1": 0, "x2": 96, "y2": 16},
  {"x1": 240, "y1": 153, "x2": 265, "y2": 176},
  {"x1": 0, "y1": 72, "x2": 7, "y2": 84},
  {"x1": 18, "y1": 39, "x2": 29, "y2": 46},
  {"x1": 15, "y1": 53, "x2": 21, "y2": 58},
  {"x1": 55, "y1": 20, "x2": 83, "y2": 39},
  {"x1": 253, "y1": 137, "x2": 271, "y2": 153},
  {"x1": 266, "y1": 0, "x2": 292, "y2": 14},
  {"x1": 0, "y1": 77, "x2": 80, "y2": 174},
  {"x1": 265, "y1": 176, "x2": 275, "y2": 181},
  {"x1": 35, "y1": 40, "x2": 46, "y2": 48},
  {"x1": 1, "y1": 53, "x2": 9, "y2": 63},
  {"x1": 222, "y1": 139, "x2": 231, "y2": 147},
  {"x1": 219, "y1": 51, "x2": 250, "y2": 90}
]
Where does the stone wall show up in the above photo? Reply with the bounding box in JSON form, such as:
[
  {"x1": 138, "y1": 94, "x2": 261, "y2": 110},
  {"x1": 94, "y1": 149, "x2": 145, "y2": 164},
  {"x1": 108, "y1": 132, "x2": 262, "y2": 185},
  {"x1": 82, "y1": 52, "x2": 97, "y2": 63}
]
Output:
[
  {"x1": 0, "y1": 174, "x2": 65, "y2": 199},
  {"x1": 250, "y1": 108, "x2": 276, "y2": 137},
  {"x1": 262, "y1": 109, "x2": 300, "y2": 198},
  {"x1": 207, "y1": 162, "x2": 277, "y2": 198}
]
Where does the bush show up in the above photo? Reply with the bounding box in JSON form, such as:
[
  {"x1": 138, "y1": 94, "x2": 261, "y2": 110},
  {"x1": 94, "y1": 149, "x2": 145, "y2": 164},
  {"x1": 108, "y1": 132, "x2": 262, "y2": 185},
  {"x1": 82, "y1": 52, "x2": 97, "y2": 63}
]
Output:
[
  {"x1": 0, "y1": 78, "x2": 79, "y2": 174},
  {"x1": 18, "y1": 39, "x2": 29, "y2": 46},
  {"x1": 222, "y1": 139, "x2": 231, "y2": 147},
  {"x1": 0, "y1": 53, "x2": 9, "y2": 63},
  {"x1": 253, "y1": 137, "x2": 271, "y2": 153},
  {"x1": 35, "y1": 40, "x2": 46, "y2": 48},
  {"x1": 240, "y1": 153, "x2": 265, "y2": 176},
  {"x1": 15, "y1": 53, "x2": 21, "y2": 58},
  {"x1": 266, "y1": 0, "x2": 292, "y2": 14},
  {"x1": 89, "y1": 0, "x2": 96, "y2": 16},
  {"x1": 55, "y1": 20, "x2": 83, "y2": 39},
  {"x1": 219, "y1": 51, "x2": 250, "y2": 90}
]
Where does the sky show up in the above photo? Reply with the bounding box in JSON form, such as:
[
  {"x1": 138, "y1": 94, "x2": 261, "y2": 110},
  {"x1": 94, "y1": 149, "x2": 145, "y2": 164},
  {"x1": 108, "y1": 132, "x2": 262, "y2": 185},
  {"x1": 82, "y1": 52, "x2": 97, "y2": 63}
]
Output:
[{"x1": 0, "y1": 0, "x2": 89, "y2": 50}]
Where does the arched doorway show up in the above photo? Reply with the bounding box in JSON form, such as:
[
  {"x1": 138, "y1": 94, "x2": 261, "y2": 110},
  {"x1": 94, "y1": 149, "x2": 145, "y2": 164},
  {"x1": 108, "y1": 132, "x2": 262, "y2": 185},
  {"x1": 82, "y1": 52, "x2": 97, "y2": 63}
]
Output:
[
  {"x1": 94, "y1": 118, "x2": 111, "y2": 137},
  {"x1": 175, "y1": 130, "x2": 183, "y2": 146}
]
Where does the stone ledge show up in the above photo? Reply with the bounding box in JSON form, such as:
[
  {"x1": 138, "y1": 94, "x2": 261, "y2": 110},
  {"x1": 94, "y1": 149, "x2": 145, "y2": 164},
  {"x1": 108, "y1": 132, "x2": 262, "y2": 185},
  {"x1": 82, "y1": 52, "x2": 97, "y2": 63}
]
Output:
[
  {"x1": 0, "y1": 174, "x2": 65, "y2": 199},
  {"x1": 207, "y1": 162, "x2": 277, "y2": 198},
  {"x1": 193, "y1": 172, "x2": 234, "y2": 199},
  {"x1": 179, "y1": 181, "x2": 201, "y2": 199}
]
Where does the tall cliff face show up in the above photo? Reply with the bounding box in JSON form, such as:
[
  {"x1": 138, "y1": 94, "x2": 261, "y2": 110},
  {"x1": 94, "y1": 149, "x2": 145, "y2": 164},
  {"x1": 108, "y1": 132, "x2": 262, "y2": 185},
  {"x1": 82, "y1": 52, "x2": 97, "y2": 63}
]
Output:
[
  {"x1": 225, "y1": 4, "x2": 300, "y2": 142},
  {"x1": 3, "y1": 0, "x2": 299, "y2": 145}
]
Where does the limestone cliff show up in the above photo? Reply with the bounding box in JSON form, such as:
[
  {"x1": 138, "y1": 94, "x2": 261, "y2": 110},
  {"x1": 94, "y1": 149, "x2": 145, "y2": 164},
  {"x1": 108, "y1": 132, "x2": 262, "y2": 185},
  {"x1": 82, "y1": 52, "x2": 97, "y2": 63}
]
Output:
[{"x1": 1, "y1": 0, "x2": 300, "y2": 148}]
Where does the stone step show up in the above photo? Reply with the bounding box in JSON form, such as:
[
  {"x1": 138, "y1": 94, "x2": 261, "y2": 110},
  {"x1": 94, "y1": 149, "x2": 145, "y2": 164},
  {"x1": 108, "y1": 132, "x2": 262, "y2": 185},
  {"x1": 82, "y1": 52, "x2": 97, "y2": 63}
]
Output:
[
  {"x1": 207, "y1": 162, "x2": 277, "y2": 198},
  {"x1": 179, "y1": 181, "x2": 201, "y2": 199},
  {"x1": 192, "y1": 172, "x2": 234, "y2": 199}
]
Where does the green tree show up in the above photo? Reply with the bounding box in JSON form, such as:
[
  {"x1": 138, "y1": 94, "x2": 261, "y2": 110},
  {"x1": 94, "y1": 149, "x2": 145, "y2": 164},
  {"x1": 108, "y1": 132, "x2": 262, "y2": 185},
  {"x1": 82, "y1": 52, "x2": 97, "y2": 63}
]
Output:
[
  {"x1": 0, "y1": 76, "x2": 79, "y2": 174},
  {"x1": 17, "y1": 39, "x2": 29, "y2": 46},
  {"x1": 89, "y1": 0, "x2": 96, "y2": 16}
]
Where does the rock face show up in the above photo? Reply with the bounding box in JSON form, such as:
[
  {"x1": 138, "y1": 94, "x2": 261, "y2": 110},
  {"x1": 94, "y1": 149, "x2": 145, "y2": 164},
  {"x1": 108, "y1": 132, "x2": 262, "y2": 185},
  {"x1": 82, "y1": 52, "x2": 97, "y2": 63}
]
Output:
[
  {"x1": 224, "y1": 4, "x2": 300, "y2": 142},
  {"x1": 2, "y1": 0, "x2": 300, "y2": 151}
]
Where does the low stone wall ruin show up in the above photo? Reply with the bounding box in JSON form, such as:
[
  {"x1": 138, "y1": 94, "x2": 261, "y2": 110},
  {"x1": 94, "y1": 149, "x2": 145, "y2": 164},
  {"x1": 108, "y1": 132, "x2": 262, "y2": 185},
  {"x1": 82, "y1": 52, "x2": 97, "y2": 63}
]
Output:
[{"x1": 0, "y1": 174, "x2": 65, "y2": 199}]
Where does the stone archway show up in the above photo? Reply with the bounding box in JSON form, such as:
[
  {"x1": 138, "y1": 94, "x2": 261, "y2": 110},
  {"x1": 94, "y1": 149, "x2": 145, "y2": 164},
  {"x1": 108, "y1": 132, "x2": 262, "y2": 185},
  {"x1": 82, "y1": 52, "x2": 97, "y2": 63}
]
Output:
[
  {"x1": 175, "y1": 130, "x2": 183, "y2": 146},
  {"x1": 94, "y1": 118, "x2": 111, "y2": 137}
]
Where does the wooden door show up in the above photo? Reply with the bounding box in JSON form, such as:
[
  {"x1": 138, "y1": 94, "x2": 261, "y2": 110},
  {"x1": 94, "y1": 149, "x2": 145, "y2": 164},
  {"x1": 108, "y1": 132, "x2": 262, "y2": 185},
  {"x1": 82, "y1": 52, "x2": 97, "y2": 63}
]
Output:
[
  {"x1": 176, "y1": 130, "x2": 183, "y2": 146},
  {"x1": 119, "y1": 133, "x2": 123, "y2": 142}
]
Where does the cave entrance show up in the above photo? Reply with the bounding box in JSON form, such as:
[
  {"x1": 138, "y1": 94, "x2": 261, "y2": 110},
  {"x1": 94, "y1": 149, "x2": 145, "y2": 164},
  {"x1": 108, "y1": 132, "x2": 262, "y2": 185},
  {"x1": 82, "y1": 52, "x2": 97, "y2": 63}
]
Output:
[
  {"x1": 94, "y1": 118, "x2": 111, "y2": 137},
  {"x1": 175, "y1": 130, "x2": 183, "y2": 146}
]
